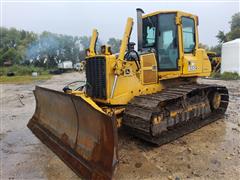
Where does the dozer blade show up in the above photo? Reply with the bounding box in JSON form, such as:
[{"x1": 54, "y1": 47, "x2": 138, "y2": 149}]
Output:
[{"x1": 27, "y1": 86, "x2": 118, "y2": 179}]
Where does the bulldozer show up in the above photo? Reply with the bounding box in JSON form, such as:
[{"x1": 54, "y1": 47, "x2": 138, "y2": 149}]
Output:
[
  {"x1": 27, "y1": 9, "x2": 229, "y2": 179},
  {"x1": 207, "y1": 51, "x2": 221, "y2": 73}
]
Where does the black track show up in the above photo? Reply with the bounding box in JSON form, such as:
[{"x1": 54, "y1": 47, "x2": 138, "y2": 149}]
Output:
[{"x1": 123, "y1": 84, "x2": 229, "y2": 146}]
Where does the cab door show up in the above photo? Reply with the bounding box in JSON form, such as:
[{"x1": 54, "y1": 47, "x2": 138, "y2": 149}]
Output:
[
  {"x1": 157, "y1": 13, "x2": 179, "y2": 71},
  {"x1": 156, "y1": 13, "x2": 182, "y2": 79}
]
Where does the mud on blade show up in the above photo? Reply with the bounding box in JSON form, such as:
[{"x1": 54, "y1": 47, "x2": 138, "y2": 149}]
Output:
[{"x1": 27, "y1": 86, "x2": 118, "y2": 179}]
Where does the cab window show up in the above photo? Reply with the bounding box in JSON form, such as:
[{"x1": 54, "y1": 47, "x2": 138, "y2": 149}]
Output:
[
  {"x1": 182, "y1": 17, "x2": 196, "y2": 53},
  {"x1": 143, "y1": 16, "x2": 157, "y2": 47},
  {"x1": 145, "y1": 26, "x2": 156, "y2": 46}
]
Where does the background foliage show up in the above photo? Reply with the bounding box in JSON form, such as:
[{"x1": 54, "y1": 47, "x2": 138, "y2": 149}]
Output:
[
  {"x1": 199, "y1": 12, "x2": 240, "y2": 54},
  {"x1": 0, "y1": 12, "x2": 239, "y2": 68},
  {"x1": 0, "y1": 28, "x2": 120, "y2": 68}
]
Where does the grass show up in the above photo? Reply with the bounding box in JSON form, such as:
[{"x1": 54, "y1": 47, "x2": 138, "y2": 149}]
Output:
[
  {"x1": 211, "y1": 72, "x2": 240, "y2": 80},
  {"x1": 0, "y1": 65, "x2": 53, "y2": 84},
  {"x1": 0, "y1": 65, "x2": 50, "y2": 76},
  {"x1": 0, "y1": 74, "x2": 52, "y2": 84}
]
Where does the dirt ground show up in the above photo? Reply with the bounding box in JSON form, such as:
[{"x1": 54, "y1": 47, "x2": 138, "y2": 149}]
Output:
[{"x1": 1, "y1": 72, "x2": 239, "y2": 180}]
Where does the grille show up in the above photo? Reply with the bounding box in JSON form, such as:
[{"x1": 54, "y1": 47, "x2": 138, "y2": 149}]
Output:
[{"x1": 86, "y1": 57, "x2": 106, "y2": 99}]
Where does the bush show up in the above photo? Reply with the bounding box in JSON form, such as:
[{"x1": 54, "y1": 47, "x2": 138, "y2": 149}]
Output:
[
  {"x1": 221, "y1": 72, "x2": 240, "y2": 80},
  {"x1": 0, "y1": 65, "x2": 49, "y2": 76},
  {"x1": 211, "y1": 71, "x2": 240, "y2": 80},
  {"x1": 211, "y1": 72, "x2": 221, "y2": 79}
]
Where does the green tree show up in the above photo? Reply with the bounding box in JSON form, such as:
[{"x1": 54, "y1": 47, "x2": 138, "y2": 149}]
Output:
[
  {"x1": 230, "y1": 12, "x2": 240, "y2": 31},
  {"x1": 210, "y1": 44, "x2": 222, "y2": 55},
  {"x1": 79, "y1": 36, "x2": 91, "y2": 50},
  {"x1": 227, "y1": 28, "x2": 240, "y2": 40},
  {"x1": 216, "y1": 31, "x2": 227, "y2": 43},
  {"x1": 1, "y1": 48, "x2": 19, "y2": 64},
  {"x1": 107, "y1": 38, "x2": 121, "y2": 53},
  {"x1": 216, "y1": 12, "x2": 240, "y2": 43},
  {"x1": 212, "y1": 12, "x2": 240, "y2": 55},
  {"x1": 79, "y1": 36, "x2": 102, "y2": 55},
  {"x1": 199, "y1": 43, "x2": 210, "y2": 50},
  {"x1": 0, "y1": 26, "x2": 92, "y2": 67},
  {"x1": 0, "y1": 27, "x2": 39, "y2": 65}
]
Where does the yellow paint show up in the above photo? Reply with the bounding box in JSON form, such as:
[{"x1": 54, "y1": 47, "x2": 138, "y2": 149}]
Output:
[
  {"x1": 68, "y1": 10, "x2": 212, "y2": 109},
  {"x1": 94, "y1": 54, "x2": 162, "y2": 105},
  {"x1": 88, "y1": 29, "x2": 98, "y2": 57},
  {"x1": 140, "y1": 53, "x2": 158, "y2": 85},
  {"x1": 100, "y1": 45, "x2": 112, "y2": 55},
  {"x1": 118, "y1": 18, "x2": 134, "y2": 62},
  {"x1": 142, "y1": 10, "x2": 196, "y2": 19},
  {"x1": 71, "y1": 91, "x2": 106, "y2": 114},
  {"x1": 116, "y1": 117, "x2": 123, "y2": 128},
  {"x1": 212, "y1": 92, "x2": 221, "y2": 109},
  {"x1": 152, "y1": 115, "x2": 163, "y2": 125},
  {"x1": 170, "y1": 111, "x2": 178, "y2": 117}
]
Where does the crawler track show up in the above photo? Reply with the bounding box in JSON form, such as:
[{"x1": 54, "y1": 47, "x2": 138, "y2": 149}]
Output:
[{"x1": 123, "y1": 84, "x2": 229, "y2": 145}]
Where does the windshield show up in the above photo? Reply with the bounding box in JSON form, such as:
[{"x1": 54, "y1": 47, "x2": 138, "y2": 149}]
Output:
[{"x1": 142, "y1": 16, "x2": 157, "y2": 48}]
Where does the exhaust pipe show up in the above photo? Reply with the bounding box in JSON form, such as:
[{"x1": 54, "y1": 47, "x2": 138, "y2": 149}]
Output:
[{"x1": 136, "y1": 8, "x2": 144, "y2": 51}]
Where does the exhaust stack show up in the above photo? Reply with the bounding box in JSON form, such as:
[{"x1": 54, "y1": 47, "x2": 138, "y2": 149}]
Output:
[{"x1": 136, "y1": 8, "x2": 144, "y2": 51}]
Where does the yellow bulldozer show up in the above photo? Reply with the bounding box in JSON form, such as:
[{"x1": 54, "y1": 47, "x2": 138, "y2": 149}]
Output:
[
  {"x1": 28, "y1": 9, "x2": 229, "y2": 179},
  {"x1": 207, "y1": 51, "x2": 221, "y2": 73}
]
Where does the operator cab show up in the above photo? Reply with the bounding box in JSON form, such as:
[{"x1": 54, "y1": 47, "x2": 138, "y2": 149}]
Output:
[{"x1": 139, "y1": 10, "x2": 198, "y2": 71}]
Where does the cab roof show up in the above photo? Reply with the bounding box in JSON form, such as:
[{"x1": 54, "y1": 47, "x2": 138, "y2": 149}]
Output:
[{"x1": 142, "y1": 10, "x2": 197, "y2": 19}]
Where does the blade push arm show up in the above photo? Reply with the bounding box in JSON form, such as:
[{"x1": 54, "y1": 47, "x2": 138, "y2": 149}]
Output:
[
  {"x1": 118, "y1": 17, "x2": 134, "y2": 61},
  {"x1": 89, "y1": 29, "x2": 98, "y2": 56},
  {"x1": 114, "y1": 17, "x2": 134, "y2": 76},
  {"x1": 111, "y1": 18, "x2": 133, "y2": 98}
]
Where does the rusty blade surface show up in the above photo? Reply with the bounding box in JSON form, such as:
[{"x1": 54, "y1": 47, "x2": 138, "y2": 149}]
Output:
[{"x1": 27, "y1": 86, "x2": 118, "y2": 179}]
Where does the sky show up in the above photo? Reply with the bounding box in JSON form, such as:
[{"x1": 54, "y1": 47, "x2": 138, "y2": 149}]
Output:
[{"x1": 1, "y1": 0, "x2": 240, "y2": 47}]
